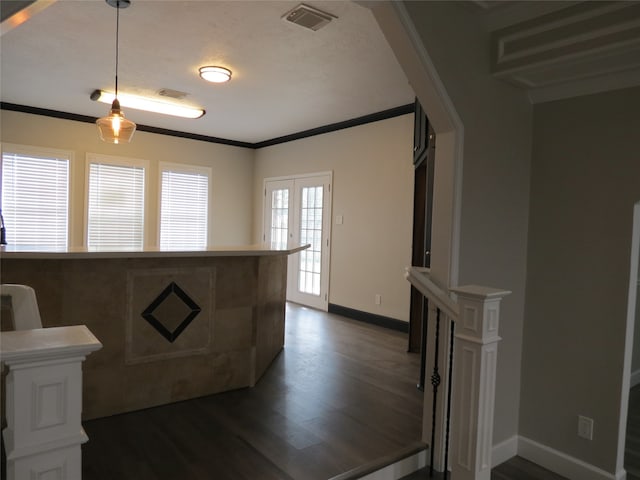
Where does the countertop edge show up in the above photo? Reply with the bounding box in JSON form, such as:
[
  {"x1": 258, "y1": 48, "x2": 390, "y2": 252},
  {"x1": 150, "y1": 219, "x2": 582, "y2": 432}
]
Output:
[{"x1": 0, "y1": 244, "x2": 310, "y2": 259}]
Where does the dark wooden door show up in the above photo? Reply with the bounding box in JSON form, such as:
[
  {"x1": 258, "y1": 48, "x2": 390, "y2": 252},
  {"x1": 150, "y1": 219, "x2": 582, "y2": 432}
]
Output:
[{"x1": 408, "y1": 99, "x2": 435, "y2": 353}]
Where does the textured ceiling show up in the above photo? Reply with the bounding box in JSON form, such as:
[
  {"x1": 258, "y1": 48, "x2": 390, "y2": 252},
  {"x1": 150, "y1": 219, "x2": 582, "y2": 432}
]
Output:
[
  {"x1": 0, "y1": 0, "x2": 415, "y2": 144},
  {"x1": 4, "y1": 1, "x2": 636, "y2": 143}
]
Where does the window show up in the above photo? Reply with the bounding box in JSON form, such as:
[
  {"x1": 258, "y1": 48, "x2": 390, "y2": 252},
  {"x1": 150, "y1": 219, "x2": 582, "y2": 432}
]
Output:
[
  {"x1": 1, "y1": 145, "x2": 70, "y2": 248},
  {"x1": 87, "y1": 154, "x2": 146, "y2": 250},
  {"x1": 159, "y1": 163, "x2": 210, "y2": 250}
]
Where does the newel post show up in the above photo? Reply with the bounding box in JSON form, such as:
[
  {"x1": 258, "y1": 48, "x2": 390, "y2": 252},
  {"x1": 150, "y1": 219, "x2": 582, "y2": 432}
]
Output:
[
  {"x1": 1, "y1": 326, "x2": 102, "y2": 480},
  {"x1": 449, "y1": 285, "x2": 510, "y2": 480}
]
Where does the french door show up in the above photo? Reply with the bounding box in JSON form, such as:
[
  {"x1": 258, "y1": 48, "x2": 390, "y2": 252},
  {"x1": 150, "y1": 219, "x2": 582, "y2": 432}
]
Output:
[{"x1": 263, "y1": 173, "x2": 332, "y2": 311}]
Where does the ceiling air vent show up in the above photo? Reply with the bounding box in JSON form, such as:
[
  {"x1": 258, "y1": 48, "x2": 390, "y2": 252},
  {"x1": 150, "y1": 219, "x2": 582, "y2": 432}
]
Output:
[
  {"x1": 283, "y1": 4, "x2": 336, "y2": 31},
  {"x1": 158, "y1": 88, "x2": 188, "y2": 100}
]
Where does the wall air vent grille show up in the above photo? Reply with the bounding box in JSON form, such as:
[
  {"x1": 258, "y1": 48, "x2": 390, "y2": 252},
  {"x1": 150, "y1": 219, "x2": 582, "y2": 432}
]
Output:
[{"x1": 283, "y1": 4, "x2": 336, "y2": 31}]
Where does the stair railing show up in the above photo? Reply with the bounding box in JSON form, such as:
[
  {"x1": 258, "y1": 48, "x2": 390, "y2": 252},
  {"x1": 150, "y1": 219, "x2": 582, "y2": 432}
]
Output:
[{"x1": 405, "y1": 267, "x2": 510, "y2": 480}]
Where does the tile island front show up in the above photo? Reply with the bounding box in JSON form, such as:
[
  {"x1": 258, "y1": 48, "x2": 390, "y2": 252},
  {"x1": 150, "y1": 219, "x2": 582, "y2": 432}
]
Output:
[{"x1": 0, "y1": 244, "x2": 307, "y2": 419}]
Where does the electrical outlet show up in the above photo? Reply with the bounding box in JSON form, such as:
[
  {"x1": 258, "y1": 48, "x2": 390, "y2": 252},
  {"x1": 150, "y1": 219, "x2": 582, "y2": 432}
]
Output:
[
  {"x1": 578, "y1": 415, "x2": 594, "y2": 440},
  {"x1": 375, "y1": 294, "x2": 382, "y2": 305}
]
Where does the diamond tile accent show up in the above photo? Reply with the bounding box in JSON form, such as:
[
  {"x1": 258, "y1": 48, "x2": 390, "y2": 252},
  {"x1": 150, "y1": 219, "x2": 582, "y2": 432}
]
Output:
[{"x1": 141, "y1": 282, "x2": 201, "y2": 343}]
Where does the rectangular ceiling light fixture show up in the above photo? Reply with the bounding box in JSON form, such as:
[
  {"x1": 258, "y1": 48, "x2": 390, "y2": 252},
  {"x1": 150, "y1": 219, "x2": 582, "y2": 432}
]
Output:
[
  {"x1": 283, "y1": 4, "x2": 336, "y2": 31},
  {"x1": 91, "y1": 90, "x2": 205, "y2": 119}
]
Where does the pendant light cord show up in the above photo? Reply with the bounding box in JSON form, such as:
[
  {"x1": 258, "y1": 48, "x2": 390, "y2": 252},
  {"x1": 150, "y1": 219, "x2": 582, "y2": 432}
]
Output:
[{"x1": 114, "y1": 1, "x2": 120, "y2": 98}]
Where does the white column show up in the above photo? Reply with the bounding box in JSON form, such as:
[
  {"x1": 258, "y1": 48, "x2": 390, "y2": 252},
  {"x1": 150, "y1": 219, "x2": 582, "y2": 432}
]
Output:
[
  {"x1": 449, "y1": 285, "x2": 510, "y2": 480},
  {"x1": 1, "y1": 326, "x2": 102, "y2": 480}
]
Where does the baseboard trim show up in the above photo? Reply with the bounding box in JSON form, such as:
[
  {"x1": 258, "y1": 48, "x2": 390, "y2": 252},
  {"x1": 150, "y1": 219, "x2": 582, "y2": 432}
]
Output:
[
  {"x1": 631, "y1": 369, "x2": 640, "y2": 388},
  {"x1": 492, "y1": 435, "x2": 518, "y2": 467},
  {"x1": 328, "y1": 304, "x2": 408, "y2": 333},
  {"x1": 518, "y1": 436, "x2": 622, "y2": 480}
]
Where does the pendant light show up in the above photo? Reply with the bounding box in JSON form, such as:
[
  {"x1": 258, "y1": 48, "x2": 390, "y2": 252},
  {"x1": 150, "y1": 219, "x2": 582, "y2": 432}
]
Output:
[{"x1": 96, "y1": 0, "x2": 136, "y2": 144}]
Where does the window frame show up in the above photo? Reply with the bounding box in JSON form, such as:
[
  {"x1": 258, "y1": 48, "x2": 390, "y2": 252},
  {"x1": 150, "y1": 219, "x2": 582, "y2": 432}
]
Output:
[
  {"x1": 84, "y1": 152, "x2": 150, "y2": 250},
  {"x1": 1, "y1": 142, "x2": 74, "y2": 249},
  {"x1": 158, "y1": 161, "x2": 212, "y2": 249}
]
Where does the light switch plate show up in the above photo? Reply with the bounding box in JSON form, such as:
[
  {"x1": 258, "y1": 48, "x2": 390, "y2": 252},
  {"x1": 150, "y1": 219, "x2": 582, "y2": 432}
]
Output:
[{"x1": 578, "y1": 415, "x2": 593, "y2": 440}]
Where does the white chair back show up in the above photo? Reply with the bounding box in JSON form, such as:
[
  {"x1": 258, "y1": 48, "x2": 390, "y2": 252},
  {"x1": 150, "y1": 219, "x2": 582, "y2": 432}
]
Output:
[{"x1": 0, "y1": 284, "x2": 43, "y2": 330}]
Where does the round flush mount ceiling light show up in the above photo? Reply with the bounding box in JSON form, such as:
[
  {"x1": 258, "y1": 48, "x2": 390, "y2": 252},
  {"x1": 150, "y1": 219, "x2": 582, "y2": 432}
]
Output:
[{"x1": 199, "y1": 66, "x2": 232, "y2": 83}]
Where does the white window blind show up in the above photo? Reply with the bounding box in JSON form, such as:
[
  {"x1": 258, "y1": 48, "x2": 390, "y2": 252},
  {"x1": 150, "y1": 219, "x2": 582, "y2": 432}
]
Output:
[
  {"x1": 1, "y1": 149, "x2": 69, "y2": 248},
  {"x1": 160, "y1": 165, "x2": 209, "y2": 250},
  {"x1": 87, "y1": 158, "x2": 145, "y2": 250}
]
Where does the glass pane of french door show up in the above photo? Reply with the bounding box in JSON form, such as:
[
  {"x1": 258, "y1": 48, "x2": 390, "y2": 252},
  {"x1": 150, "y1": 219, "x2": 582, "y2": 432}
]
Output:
[
  {"x1": 264, "y1": 179, "x2": 293, "y2": 249},
  {"x1": 270, "y1": 187, "x2": 290, "y2": 249},
  {"x1": 298, "y1": 185, "x2": 323, "y2": 296}
]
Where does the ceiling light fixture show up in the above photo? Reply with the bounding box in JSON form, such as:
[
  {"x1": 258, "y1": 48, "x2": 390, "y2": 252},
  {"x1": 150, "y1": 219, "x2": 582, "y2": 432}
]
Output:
[
  {"x1": 96, "y1": 0, "x2": 136, "y2": 144},
  {"x1": 199, "y1": 66, "x2": 232, "y2": 83},
  {"x1": 91, "y1": 90, "x2": 205, "y2": 119}
]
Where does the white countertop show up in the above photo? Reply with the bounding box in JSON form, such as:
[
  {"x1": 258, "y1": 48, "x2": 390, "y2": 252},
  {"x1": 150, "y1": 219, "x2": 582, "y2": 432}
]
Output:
[{"x1": 0, "y1": 243, "x2": 309, "y2": 259}]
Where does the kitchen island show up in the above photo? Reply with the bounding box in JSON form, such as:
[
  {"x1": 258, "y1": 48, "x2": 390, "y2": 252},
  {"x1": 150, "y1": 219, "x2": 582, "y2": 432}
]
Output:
[{"x1": 0, "y1": 244, "x2": 307, "y2": 419}]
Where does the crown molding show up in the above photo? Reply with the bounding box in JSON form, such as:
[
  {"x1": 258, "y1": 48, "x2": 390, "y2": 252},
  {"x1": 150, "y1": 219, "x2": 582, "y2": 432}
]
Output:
[{"x1": 0, "y1": 102, "x2": 414, "y2": 149}]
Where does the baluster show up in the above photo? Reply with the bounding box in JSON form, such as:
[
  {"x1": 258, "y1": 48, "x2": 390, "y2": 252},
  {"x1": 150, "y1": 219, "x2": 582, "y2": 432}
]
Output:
[
  {"x1": 429, "y1": 307, "x2": 441, "y2": 477},
  {"x1": 418, "y1": 297, "x2": 428, "y2": 391},
  {"x1": 444, "y1": 320, "x2": 455, "y2": 480}
]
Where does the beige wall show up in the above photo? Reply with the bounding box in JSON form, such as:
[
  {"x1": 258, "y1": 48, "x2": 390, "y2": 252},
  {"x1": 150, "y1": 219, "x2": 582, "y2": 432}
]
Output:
[
  {"x1": 1, "y1": 110, "x2": 414, "y2": 322},
  {"x1": 0, "y1": 110, "x2": 254, "y2": 247},
  {"x1": 404, "y1": 1, "x2": 533, "y2": 446},
  {"x1": 522, "y1": 86, "x2": 640, "y2": 473},
  {"x1": 253, "y1": 114, "x2": 414, "y2": 322}
]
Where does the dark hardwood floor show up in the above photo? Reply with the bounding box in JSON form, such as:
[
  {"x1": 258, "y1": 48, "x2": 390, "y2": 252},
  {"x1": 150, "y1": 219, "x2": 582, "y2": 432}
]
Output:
[
  {"x1": 491, "y1": 457, "x2": 568, "y2": 480},
  {"x1": 82, "y1": 303, "x2": 424, "y2": 480},
  {"x1": 401, "y1": 456, "x2": 569, "y2": 480},
  {"x1": 6, "y1": 302, "x2": 633, "y2": 479}
]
